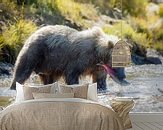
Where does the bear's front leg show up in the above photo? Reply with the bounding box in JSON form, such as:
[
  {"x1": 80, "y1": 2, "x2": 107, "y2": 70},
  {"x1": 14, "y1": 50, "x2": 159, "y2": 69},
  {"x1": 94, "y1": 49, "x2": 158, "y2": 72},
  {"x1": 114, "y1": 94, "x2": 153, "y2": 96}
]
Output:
[
  {"x1": 93, "y1": 69, "x2": 107, "y2": 91},
  {"x1": 39, "y1": 74, "x2": 54, "y2": 85},
  {"x1": 65, "y1": 70, "x2": 80, "y2": 85}
]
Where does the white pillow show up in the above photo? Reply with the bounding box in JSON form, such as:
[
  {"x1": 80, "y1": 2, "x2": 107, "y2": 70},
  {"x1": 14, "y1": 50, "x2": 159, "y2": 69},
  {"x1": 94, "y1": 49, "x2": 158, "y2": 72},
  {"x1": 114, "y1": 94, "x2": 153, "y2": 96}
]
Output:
[
  {"x1": 15, "y1": 82, "x2": 24, "y2": 103},
  {"x1": 87, "y1": 83, "x2": 98, "y2": 102},
  {"x1": 15, "y1": 82, "x2": 58, "y2": 103}
]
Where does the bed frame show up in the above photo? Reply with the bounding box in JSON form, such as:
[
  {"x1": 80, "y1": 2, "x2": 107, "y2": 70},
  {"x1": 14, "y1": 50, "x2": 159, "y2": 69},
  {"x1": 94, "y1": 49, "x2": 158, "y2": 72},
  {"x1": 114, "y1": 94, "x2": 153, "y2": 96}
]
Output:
[{"x1": 128, "y1": 112, "x2": 163, "y2": 130}]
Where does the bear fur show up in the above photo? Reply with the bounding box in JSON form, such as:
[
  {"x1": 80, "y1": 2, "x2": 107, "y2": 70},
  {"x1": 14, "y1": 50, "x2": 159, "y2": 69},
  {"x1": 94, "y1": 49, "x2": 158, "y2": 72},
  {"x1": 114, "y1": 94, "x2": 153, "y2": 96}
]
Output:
[{"x1": 10, "y1": 25, "x2": 125, "y2": 90}]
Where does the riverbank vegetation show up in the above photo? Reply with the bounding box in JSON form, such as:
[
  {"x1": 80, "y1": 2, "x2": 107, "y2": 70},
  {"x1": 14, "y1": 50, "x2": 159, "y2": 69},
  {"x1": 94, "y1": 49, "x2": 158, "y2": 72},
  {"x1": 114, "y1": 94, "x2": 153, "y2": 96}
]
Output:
[{"x1": 0, "y1": 0, "x2": 163, "y2": 64}]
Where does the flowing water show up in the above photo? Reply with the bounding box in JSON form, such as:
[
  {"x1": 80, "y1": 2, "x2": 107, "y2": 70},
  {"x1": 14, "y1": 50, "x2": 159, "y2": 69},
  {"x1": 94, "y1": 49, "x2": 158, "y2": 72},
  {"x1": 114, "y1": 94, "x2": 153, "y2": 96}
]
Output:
[
  {"x1": 0, "y1": 64, "x2": 163, "y2": 112},
  {"x1": 98, "y1": 64, "x2": 163, "y2": 112}
]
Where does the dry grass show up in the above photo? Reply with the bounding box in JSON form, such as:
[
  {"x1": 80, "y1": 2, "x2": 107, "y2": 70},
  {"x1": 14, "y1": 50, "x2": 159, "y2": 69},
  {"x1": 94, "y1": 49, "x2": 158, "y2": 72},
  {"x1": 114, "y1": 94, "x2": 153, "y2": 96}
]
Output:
[
  {"x1": 0, "y1": 96, "x2": 14, "y2": 107},
  {"x1": 103, "y1": 21, "x2": 151, "y2": 48},
  {"x1": 0, "y1": 19, "x2": 37, "y2": 60}
]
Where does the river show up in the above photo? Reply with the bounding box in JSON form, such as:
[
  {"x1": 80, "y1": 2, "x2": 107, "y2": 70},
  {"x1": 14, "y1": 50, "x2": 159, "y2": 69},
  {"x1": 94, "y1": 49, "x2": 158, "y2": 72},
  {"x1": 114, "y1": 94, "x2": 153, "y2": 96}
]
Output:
[
  {"x1": 98, "y1": 64, "x2": 163, "y2": 112},
  {"x1": 0, "y1": 64, "x2": 163, "y2": 112}
]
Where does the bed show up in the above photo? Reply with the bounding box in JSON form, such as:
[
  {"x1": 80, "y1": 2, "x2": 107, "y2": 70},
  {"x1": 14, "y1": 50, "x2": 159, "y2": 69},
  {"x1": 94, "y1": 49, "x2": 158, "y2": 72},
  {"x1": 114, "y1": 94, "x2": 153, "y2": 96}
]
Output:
[
  {"x1": 0, "y1": 98, "x2": 126, "y2": 130},
  {"x1": 0, "y1": 82, "x2": 134, "y2": 130}
]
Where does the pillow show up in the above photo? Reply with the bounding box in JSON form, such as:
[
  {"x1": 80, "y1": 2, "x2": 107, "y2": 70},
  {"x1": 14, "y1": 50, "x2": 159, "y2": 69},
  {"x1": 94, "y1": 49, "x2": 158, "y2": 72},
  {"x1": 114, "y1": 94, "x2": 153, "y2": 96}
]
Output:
[
  {"x1": 27, "y1": 82, "x2": 59, "y2": 93},
  {"x1": 87, "y1": 83, "x2": 98, "y2": 101},
  {"x1": 33, "y1": 93, "x2": 74, "y2": 99},
  {"x1": 111, "y1": 99, "x2": 135, "y2": 129},
  {"x1": 23, "y1": 85, "x2": 51, "y2": 100},
  {"x1": 15, "y1": 82, "x2": 24, "y2": 102},
  {"x1": 15, "y1": 82, "x2": 58, "y2": 102},
  {"x1": 59, "y1": 84, "x2": 88, "y2": 99}
]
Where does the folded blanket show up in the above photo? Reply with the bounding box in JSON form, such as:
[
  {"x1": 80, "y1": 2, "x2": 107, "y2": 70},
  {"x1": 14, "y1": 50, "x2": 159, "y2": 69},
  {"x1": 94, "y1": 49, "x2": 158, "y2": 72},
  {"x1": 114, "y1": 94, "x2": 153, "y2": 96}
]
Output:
[{"x1": 111, "y1": 99, "x2": 134, "y2": 129}]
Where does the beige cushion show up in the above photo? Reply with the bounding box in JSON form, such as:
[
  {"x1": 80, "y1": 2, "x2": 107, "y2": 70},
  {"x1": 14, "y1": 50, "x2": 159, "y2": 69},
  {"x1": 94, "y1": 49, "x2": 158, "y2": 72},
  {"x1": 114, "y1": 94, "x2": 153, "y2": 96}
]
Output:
[
  {"x1": 16, "y1": 82, "x2": 59, "y2": 102},
  {"x1": 59, "y1": 84, "x2": 89, "y2": 99},
  {"x1": 23, "y1": 85, "x2": 51, "y2": 100},
  {"x1": 111, "y1": 99, "x2": 135, "y2": 129},
  {"x1": 33, "y1": 93, "x2": 74, "y2": 99},
  {"x1": 87, "y1": 83, "x2": 98, "y2": 101},
  {"x1": 28, "y1": 82, "x2": 59, "y2": 93}
]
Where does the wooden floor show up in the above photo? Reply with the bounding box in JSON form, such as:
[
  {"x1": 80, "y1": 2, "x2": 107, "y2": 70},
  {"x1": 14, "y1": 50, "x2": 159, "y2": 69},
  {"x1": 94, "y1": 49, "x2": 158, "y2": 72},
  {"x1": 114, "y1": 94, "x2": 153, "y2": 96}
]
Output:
[{"x1": 128, "y1": 113, "x2": 163, "y2": 130}]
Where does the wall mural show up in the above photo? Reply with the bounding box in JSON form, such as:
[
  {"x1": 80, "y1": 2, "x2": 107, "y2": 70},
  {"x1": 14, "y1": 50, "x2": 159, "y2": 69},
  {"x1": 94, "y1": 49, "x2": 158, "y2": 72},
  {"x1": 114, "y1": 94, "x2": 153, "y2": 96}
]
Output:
[{"x1": 0, "y1": 0, "x2": 163, "y2": 114}]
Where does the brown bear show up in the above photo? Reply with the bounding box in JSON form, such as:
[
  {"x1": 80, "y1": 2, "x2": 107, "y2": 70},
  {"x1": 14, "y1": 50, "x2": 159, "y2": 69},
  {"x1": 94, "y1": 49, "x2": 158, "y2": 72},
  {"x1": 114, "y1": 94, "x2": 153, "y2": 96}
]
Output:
[{"x1": 10, "y1": 25, "x2": 126, "y2": 90}]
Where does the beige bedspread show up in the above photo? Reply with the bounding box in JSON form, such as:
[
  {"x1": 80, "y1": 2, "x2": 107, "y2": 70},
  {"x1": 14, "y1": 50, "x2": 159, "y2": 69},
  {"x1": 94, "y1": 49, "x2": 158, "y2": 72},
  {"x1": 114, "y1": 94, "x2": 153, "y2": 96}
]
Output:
[{"x1": 0, "y1": 98, "x2": 125, "y2": 130}]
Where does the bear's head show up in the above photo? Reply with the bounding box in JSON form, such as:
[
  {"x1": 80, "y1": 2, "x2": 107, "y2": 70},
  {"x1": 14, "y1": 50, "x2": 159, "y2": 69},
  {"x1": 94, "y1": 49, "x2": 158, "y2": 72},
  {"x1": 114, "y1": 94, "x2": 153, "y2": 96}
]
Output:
[{"x1": 92, "y1": 27, "x2": 129, "y2": 85}]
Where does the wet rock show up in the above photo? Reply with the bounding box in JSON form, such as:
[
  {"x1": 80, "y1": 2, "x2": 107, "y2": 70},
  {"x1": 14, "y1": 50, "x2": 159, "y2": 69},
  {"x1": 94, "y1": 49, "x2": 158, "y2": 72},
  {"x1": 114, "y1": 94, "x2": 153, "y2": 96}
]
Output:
[
  {"x1": 105, "y1": 8, "x2": 122, "y2": 19},
  {"x1": 0, "y1": 67, "x2": 9, "y2": 75},
  {"x1": 145, "y1": 57, "x2": 162, "y2": 64},
  {"x1": 158, "y1": 88, "x2": 163, "y2": 94},
  {"x1": 146, "y1": 49, "x2": 162, "y2": 64},
  {"x1": 131, "y1": 54, "x2": 146, "y2": 65},
  {"x1": 132, "y1": 54, "x2": 162, "y2": 65},
  {"x1": 0, "y1": 62, "x2": 13, "y2": 76},
  {"x1": 129, "y1": 41, "x2": 162, "y2": 65}
]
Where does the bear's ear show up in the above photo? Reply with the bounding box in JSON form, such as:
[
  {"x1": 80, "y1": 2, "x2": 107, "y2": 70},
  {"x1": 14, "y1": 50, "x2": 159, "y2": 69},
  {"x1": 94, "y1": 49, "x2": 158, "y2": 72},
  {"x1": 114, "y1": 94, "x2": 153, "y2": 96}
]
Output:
[{"x1": 108, "y1": 41, "x2": 114, "y2": 49}]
